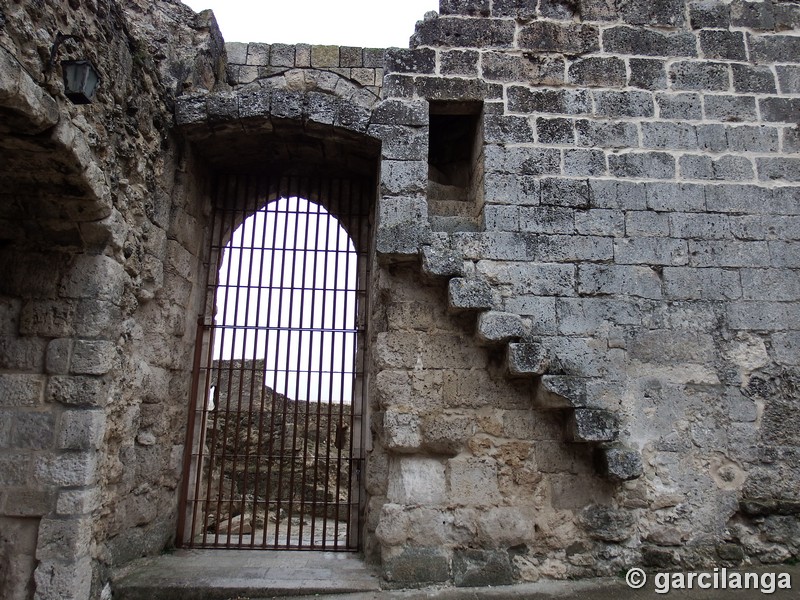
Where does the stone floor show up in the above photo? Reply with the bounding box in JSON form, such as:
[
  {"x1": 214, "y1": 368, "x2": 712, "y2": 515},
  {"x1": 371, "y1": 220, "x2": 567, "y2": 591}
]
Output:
[
  {"x1": 112, "y1": 549, "x2": 381, "y2": 600},
  {"x1": 113, "y1": 550, "x2": 799, "y2": 600}
]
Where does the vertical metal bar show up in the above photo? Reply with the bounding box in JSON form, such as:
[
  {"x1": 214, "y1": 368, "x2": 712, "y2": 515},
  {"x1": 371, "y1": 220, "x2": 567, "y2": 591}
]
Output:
[
  {"x1": 226, "y1": 174, "x2": 250, "y2": 547},
  {"x1": 248, "y1": 175, "x2": 272, "y2": 548},
  {"x1": 271, "y1": 176, "x2": 295, "y2": 548},
  {"x1": 232, "y1": 174, "x2": 260, "y2": 547},
  {"x1": 317, "y1": 173, "x2": 333, "y2": 548},
  {"x1": 293, "y1": 177, "x2": 315, "y2": 547},
  {"x1": 283, "y1": 178, "x2": 305, "y2": 548},
  {"x1": 308, "y1": 179, "x2": 326, "y2": 548},
  {"x1": 261, "y1": 179, "x2": 286, "y2": 548},
  {"x1": 213, "y1": 174, "x2": 243, "y2": 547},
  {"x1": 176, "y1": 316, "x2": 207, "y2": 546},
  {"x1": 332, "y1": 176, "x2": 350, "y2": 549}
]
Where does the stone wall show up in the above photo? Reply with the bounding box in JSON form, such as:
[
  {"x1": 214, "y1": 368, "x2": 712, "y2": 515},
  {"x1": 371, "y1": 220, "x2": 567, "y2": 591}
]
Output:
[
  {"x1": 0, "y1": 0, "x2": 798, "y2": 598},
  {"x1": 365, "y1": 0, "x2": 800, "y2": 586},
  {"x1": 0, "y1": 1, "x2": 225, "y2": 598}
]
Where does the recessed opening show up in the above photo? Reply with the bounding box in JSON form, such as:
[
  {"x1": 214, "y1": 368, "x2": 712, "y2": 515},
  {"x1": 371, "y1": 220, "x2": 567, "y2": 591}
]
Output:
[
  {"x1": 427, "y1": 101, "x2": 484, "y2": 231},
  {"x1": 179, "y1": 175, "x2": 372, "y2": 552}
]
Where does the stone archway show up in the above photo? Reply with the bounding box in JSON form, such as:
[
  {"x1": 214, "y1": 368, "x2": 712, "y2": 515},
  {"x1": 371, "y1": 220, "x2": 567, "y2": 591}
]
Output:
[{"x1": 173, "y1": 71, "x2": 382, "y2": 552}]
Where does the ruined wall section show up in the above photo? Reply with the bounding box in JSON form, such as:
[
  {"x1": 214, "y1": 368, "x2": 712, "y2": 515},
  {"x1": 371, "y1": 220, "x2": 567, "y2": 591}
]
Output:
[
  {"x1": 370, "y1": 0, "x2": 800, "y2": 587},
  {"x1": 0, "y1": 1, "x2": 225, "y2": 598}
]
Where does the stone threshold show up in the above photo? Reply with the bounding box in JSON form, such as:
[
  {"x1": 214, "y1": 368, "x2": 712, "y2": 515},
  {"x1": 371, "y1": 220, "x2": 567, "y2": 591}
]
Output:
[{"x1": 112, "y1": 549, "x2": 381, "y2": 600}]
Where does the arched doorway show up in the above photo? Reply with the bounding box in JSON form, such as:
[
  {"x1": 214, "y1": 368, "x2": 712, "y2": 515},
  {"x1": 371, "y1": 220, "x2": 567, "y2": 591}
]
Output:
[{"x1": 177, "y1": 174, "x2": 372, "y2": 551}]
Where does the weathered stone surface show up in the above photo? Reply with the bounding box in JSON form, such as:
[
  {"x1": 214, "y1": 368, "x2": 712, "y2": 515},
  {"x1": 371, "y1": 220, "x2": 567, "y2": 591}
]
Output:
[
  {"x1": 453, "y1": 548, "x2": 514, "y2": 587},
  {"x1": 477, "y1": 311, "x2": 524, "y2": 344},
  {"x1": 411, "y1": 17, "x2": 515, "y2": 48},
  {"x1": 567, "y1": 409, "x2": 619, "y2": 443},
  {"x1": 580, "y1": 504, "x2": 636, "y2": 542},
  {"x1": 448, "y1": 277, "x2": 493, "y2": 311},
  {"x1": 383, "y1": 548, "x2": 450, "y2": 586},
  {"x1": 519, "y1": 22, "x2": 599, "y2": 55},
  {"x1": 388, "y1": 457, "x2": 446, "y2": 504},
  {"x1": 0, "y1": 46, "x2": 58, "y2": 134},
  {"x1": 599, "y1": 445, "x2": 644, "y2": 481},
  {"x1": 507, "y1": 343, "x2": 550, "y2": 377}
]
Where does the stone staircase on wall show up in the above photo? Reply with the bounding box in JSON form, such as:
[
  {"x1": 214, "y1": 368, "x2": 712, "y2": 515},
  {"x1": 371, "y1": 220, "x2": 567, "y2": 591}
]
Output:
[{"x1": 409, "y1": 240, "x2": 644, "y2": 483}]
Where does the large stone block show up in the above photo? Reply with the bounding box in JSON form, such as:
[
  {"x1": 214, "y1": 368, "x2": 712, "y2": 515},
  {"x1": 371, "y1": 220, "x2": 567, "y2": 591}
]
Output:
[
  {"x1": 33, "y1": 557, "x2": 92, "y2": 600},
  {"x1": 35, "y1": 517, "x2": 92, "y2": 562},
  {"x1": 518, "y1": 22, "x2": 599, "y2": 54},
  {"x1": 569, "y1": 57, "x2": 626, "y2": 88},
  {"x1": 439, "y1": 49, "x2": 479, "y2": 76},
  {"x1": 58, "y1": 410, "x2": 106, "y2": 451},
  {"x1": 576, "y1": 119, "x2": 638, "y2": 149},
  {"x1": 387, "y1": 456, "x2": 446, "y2": 504},
  {"x1": 70, "y1": 340, "x2": 117, "y2": 376},
  {"x1": 595, "y1": 90, "x2": 654, "y2": 118},
  {"x1": 507, "y1": 343, "x2": 550, "y2": 377},
  {"x1": 507, "y1": 87, "x2": 591, "y2": 115},
  {"x1": 618, "y1": 0, "x2": 686, "y2": 26},
  {"x1": 700, "y1": 30, "x2": 747, "y2": 61},
  {"x1": 0, "y1": 375, "x2": 45, "y2": 407},
  {"x1": 382, "y1": 547, "x2": 450, "y2": 586},
  {"x1": 669, "y1": 61, "x2": 730, "y2": 91},
  {"x1": 598, "y1": 445, "x2": 644, "y2": 481},
  {"x1": 383, "y1": 410, "x2": 421, "y2": 452},
  {"x1": 384, "y1": 48, "x2": 435, "y2": 75},
  {"x1": 34, "y1": 452, "x2": 97, "y2": 487},
  {"x1": 608, "y1": 152, "x2": 674, "y2": 179},
  {"x1": 453, "y1": 548, "x2": 514, "y2": 587},
  {"x1": 629, "y1": 58, "x2": 667, "y2": 89},
  {"x1": 411, "y1": 17, "x2": 514, "y2": 48},
  {"x1": 371, "y1": 99, "x2": 427, "y2": 126},
  {"x1": 60, "y1": 255, "x2": 127, "y2": 306},
  {"x1": 477, "y1": 311, "x2": 524, "y2": 344},
  {"x1": 603, "y1": 26, "x2": 696, "y2": 58},
  {"x1": 447, "y1": 456, "x2": 500, "y2": 504},
  {"x1": 47, "y1": 376, "x2": 109, "y2": 408},
  {"x1": 566, "y1": 409, "x2": 619, "y2": 442},
  {"x1": 580, "y1": 504, "x2": 636, "y2": 541},
  {"x1": 11, "y1": 410, "x2": 54, "y2": 450},
  {"x1": 420, "y1": 412, "x2": 473, "y2": 455},
  {"x1": 448, "y1": 277, "x2": 493, "y2": 311},
  {"x1": 0, "y1": 517, "x2": 38, "y2": 600}
]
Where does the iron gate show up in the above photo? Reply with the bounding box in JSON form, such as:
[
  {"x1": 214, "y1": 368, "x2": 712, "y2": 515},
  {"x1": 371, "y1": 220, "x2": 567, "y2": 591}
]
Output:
[{"x1": 178, "y1": 174, "x2": 371, "y2": 551}]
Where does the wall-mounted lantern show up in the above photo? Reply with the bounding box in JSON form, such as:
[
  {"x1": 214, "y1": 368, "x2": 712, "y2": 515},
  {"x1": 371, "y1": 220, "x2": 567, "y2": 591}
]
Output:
[
  {"x1": 47, "y1": 33, "x2": 101, "y2": 105},
  {"x1": 61, "y1": 59, "x2": 100, "y2": 104}
]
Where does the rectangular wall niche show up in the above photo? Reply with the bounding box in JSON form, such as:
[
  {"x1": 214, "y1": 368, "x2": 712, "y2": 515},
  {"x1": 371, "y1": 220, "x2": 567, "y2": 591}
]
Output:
[{"x1": 427, "y1": 101, "x2": 484, "y2": 232}]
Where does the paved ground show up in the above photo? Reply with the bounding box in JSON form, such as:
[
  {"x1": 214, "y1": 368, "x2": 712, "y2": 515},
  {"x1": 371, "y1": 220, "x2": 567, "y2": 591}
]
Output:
[{"x1": 112, "y1": 549, "x2": 799, "y2": 600}]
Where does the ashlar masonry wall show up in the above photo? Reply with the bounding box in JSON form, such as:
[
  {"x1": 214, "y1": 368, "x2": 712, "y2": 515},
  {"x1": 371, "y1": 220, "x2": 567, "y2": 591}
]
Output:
[{"x1": 361, "y1": 0, "x2": 800, "y2": 587}]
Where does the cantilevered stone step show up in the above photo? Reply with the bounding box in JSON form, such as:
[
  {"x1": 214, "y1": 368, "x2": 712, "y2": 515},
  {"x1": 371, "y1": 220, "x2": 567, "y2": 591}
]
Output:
[
  {"x1": 477, "y1": 311, "x2": 525, "y2": 344},
  {"x1": 506, "y1": 343, "x2": 550, "y2": 377},
  {"x1": 597, "y1": 444, "x2": 644, "y2": 481},
  {"x1": 566, "y1": 409, "x2": 619, "y2": 443},
  {"x1": 534, "y1": 375, "x2": 587, "y2": 408},
  {"x1": 447, "y1": 277, "x2": 493, "y2": 311}
]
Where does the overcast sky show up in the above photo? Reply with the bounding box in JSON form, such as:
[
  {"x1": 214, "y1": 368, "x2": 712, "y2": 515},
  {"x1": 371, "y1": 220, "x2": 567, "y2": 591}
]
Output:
[{"x1": 181, "y1": 0, "x2": 440, "y2": 47}]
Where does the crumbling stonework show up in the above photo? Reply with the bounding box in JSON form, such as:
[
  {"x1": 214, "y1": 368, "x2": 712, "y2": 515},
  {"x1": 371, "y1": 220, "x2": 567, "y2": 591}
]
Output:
[{"x1": 0, "y1": 0, "x2": 798, "y2": 598}]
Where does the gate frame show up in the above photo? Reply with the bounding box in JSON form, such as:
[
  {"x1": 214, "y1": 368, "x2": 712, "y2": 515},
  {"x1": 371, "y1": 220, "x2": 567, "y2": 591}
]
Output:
[{"x1": 177, "y1": 173, "x2": 375, "y2": 552}]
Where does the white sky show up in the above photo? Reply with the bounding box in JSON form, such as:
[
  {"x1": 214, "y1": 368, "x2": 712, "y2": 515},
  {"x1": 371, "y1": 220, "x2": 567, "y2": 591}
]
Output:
[{"x1": 181, "y1": 0, "x2": 440, "y2": 47}]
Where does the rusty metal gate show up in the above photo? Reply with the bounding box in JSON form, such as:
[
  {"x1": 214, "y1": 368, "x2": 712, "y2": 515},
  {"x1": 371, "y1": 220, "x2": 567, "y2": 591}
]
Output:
[{"x1": 178, "y1": 174, "x2": 371, "y2": 551}]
